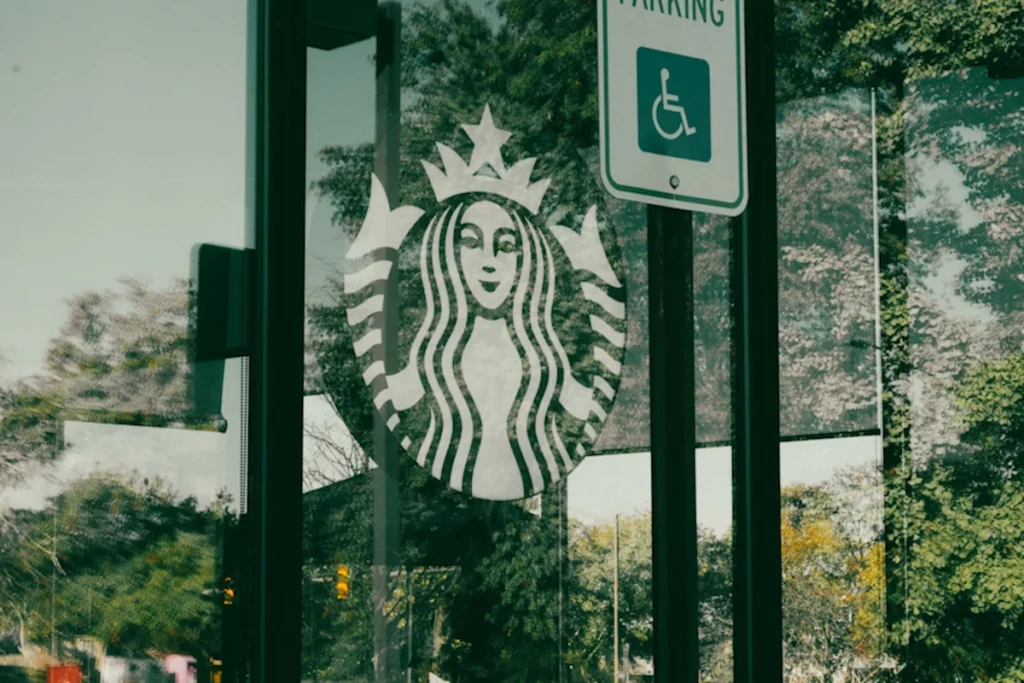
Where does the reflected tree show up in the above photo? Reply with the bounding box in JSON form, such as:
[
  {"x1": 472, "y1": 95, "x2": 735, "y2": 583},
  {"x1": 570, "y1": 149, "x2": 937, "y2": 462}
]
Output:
[{"x1": 0, "y1": 278, "x2": 227, "y2": 677}]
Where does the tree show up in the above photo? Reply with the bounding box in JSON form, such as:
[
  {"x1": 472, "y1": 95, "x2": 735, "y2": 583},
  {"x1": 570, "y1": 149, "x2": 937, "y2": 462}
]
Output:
[
  {"x1": 780, "y1": 481, "x2": 885, "y2": 680},
  {"x1": 3, "y1": 473, "x2": 227, "y2": 667},
  {"x1": 563, "y1": 514, "x2": 654, "y2": 683},
  {"x1": 0, "y1": 278, "x2": 231, "y2": 675},
  {"x1": 886, "y1": 352, "x2": 1024, "y2": 680},
  {"x1": 44, "y1": 277, "x2": 196, "y2": 424},
  {"x1": 769, "y1": 2, "x2": 1023, "y2": 677},
  {"x1": 301, "y1": 457, "x2": 570, "y2": 683},
  {"x1": 0, "y1": 383, "x2": 64, "y2": 489}
]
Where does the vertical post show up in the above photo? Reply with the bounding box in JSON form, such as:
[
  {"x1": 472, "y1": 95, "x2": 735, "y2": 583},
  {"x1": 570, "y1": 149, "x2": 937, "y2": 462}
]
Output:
[
  {"x1": 870, "y1": 88, "x2": 883, "y2": 447},
  {"x1": 876, "y1": 77, "x2": 912, "y2": 677},
  {"x1": 407, "y1": 570, "x2": 414, "y2": 683},
  {"x1": 613, "y1": 514, "x2": 620, "y2": 683},
  {"x1": 731, "y1": 0, "x2": 781, "y2": 681},
  {"x1": 87, "y1": 592, "x2": 92, "y2": 680},
  {"x1": 311, "y1": 575, "x2": 318, "y2": 683},
  {"x1": 373, "y1": 4, "x2": 402, "y2": 683},
  {"x1": 647, "y1": 206, "x2": 698, "y2": 683},
  {"x1": 556, "y1": 479, "x2": 570, "y2": 683},
  {"x1": 51, "y1": 501, "x2": 57, "y2": 661},
  {"x1": 869, "y1": 87, "x2": 890, "y2": 660},
  {"x1": 220, "y1": 520, "x2": 241, "y2": 683},
  {"x1": 246, "y1": 0, "x2": 307, "y2": 679}
]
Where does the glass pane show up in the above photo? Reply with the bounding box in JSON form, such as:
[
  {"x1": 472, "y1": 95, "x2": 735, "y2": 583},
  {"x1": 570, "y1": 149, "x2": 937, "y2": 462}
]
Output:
[
  {"x1": 774, "y1": 87, "x2": 888, "y2": 678},
  {"x1": 0, "y1": 3, "x2": 249, "y2": 681},
  {"x1": 299, "y1": 1, "x2": 715, "y2": 680},
  {"x1": 775, "y1": 1, "x2": 1023, "y2": 679},
  {"x1": 900, "y1": 64, "x2": 1024, "y2": 679}
]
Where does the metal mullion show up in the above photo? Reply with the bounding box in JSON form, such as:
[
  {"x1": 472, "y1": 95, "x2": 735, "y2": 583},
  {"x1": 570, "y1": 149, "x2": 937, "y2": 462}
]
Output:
[
  {"x1": 372, "y1": 5, "x2": 403, "y2": 683},
  {"x1": 246, "y1": 0, "x2": 307, "y2": 680},
  {"x1": 731, "y1": 0, "x2": 782, "y2": 680}
]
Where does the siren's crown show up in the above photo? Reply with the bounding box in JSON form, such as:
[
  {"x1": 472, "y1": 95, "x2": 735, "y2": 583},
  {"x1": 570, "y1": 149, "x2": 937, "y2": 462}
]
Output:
[{"x1": 422, "y1": 105, "x2": 551, "y2": 215}]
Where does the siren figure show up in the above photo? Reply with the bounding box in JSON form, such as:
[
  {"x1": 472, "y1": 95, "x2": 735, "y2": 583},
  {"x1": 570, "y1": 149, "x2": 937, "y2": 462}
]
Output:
[{"x1": 341, "y1": 105, "x2": 626, "y2": 501}]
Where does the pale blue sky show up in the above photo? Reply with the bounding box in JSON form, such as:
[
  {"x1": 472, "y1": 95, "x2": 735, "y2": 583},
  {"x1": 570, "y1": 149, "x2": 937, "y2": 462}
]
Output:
[
  {"x1": 0, "y1": 0, "x2": 250, "y2": 381},
  {"x1": 0, "y1": 1, "x2": 383, "y2": 382}
]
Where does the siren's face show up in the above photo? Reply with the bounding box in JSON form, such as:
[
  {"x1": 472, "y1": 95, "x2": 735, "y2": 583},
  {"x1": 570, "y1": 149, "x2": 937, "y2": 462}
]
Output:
[{"x1": 458, "y1": 200, "x2": 519, "y2": 310}]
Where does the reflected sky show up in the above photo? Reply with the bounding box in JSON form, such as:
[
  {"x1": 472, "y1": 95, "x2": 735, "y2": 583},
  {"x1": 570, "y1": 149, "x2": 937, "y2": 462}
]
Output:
[
  {"x1": 568, "y1": 435, "x2": 879, "y2": 534},
  {"x1": 0, "y1": 1, "x2": 250, "y2": 382}
]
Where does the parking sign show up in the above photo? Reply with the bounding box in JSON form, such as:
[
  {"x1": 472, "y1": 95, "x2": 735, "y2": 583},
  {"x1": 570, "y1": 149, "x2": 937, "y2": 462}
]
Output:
[{"x1": 598, "y1": 0, "x2": 747, "y2": 216}]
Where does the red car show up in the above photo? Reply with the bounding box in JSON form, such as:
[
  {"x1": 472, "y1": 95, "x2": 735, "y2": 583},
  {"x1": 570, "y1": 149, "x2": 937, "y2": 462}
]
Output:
[{"x1": 47, "y1": 665, "x2": 83, "y2": 683}]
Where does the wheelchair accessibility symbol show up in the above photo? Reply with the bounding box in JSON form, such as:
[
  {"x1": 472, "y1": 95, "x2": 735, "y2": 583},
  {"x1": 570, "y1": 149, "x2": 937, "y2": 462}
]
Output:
[
  {"x1": 653, "y1": 68, "x2": 697, "y2": 140},
  {"x1": 637, "y1": 48, "x2": 712, "y2": 163}
]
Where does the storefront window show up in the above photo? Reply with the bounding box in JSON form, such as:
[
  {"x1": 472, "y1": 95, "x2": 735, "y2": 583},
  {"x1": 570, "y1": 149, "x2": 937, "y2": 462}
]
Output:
[
  {"x1": 3, "y1": 1, "x2": 1020, "y2": 682},
  {"x1": 0, "y1": 2, "x2": 250, "y2": 681}
]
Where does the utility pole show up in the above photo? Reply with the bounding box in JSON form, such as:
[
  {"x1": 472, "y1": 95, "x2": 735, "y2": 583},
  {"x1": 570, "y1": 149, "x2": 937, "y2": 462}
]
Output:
[
  {"x1": 50, "y1": 418, "x2": 59, "y2": 662},
  {"x1": 311, "y1": 572, "x2": 317, "y2": 683},
  {"x1": 51, "y1": 501, "x2": 56, "y2": 661},
  {"x1": 406, "y1": 569, "x2": 413, "y2": 683},
  {"x1": 613, "y1": 514, "x2": 620, "y2": 683},
  {"x1": 87, "y1": 591, "x2": 93, "y2": 681}
]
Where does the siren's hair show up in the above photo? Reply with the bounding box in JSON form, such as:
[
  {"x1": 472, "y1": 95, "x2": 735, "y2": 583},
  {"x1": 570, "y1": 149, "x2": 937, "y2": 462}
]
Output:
[{"x1": 408, "y1": 200, "x2": 572, "y2": 498}]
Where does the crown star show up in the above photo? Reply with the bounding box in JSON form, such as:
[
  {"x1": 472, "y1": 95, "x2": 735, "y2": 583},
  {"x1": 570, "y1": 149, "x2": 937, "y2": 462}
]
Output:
[
  {"x1": 422, "y1": 105, "x2": 551, "y2": 214},
  {"x1": 461, "y1": 104, "x2": 512, "y2": 174}
]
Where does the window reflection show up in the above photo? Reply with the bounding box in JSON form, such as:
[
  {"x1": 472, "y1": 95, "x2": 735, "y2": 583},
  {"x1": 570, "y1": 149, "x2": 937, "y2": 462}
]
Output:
[
  {"x1": 894, "y1": 66, "x2": 1024, "y2": 680},
  {"x1": 774, "y1": 0, "x2": 1023, "y2": 677},
  {"x1": 0, "y1": 2, "x2": 247, "y2": 680}
]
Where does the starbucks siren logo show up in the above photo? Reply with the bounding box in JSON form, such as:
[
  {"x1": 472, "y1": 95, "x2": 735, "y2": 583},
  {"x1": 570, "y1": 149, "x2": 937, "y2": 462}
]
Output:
[{"x1": 341, "y1": 105, "x2": 626, "y2": 501}]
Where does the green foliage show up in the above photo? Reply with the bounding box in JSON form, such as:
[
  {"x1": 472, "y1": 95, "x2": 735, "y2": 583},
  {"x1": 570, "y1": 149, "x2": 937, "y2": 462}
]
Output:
[
  {"x1": 898, "y1": 468, "x2": 1024, "y2": 679},
  {"x1": 0, "y1": 387, "x2": 64, "y2": 487},
  {"x1": 957, "y1": 351, "x2": 1024, "y2": 479},
  {"x1": 58, "y1": 531, "x2": 216, "y2": 658},
  {"x1": 0, "y1": 279, "x2": 226, "y2": 665},
  {"x1": 781, "y1": 481, "x2": 886, "y2": 679},
  {"x1": 45, "y1": 278, "x2": 192, "y2": 418},
  {"x1": 887, "y1": 351, "x2": 1024, "y2": 680},
  {"x1": 563, "y1": 514, "x2": 654, "y2": 682},
  {"x1": 1, "y1": 473, "x2": 227, "y2": 664}
]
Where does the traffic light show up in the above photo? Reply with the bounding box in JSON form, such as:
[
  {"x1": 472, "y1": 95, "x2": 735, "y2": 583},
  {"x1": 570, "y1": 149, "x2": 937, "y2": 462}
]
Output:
[
  {"x1": 223, "y1": 576, "x2": 235, "y2": 606},
  {"x1": 336, "y1": 565, "x2": 350, "y2": 600}
]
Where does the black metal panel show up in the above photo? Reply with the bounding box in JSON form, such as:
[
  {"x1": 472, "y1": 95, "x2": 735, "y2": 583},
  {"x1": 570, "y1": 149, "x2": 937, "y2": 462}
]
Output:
[
  {"x1": 191, "y1": 244, "x2": 251, "y2": 363},
  {"x1": 308, "y1": 0, "x2": 377, "y2": 50},
  {"x1": 190, "y1": 244, "x2": 250, "y2": 423}
]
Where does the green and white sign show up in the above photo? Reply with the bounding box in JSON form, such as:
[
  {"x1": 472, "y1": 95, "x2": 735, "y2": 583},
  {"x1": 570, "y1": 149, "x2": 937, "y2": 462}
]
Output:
[{"x1": 598, "y1": 0, "x2": 747, "y2": 216}]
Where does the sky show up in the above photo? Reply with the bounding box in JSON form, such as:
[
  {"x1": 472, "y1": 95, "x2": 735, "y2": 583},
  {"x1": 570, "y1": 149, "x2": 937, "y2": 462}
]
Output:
[
  {"x1": 3, "y1": 0, "x2": 990, "y2": 540},
  {"x1": 0, "y1": 1, "x2": 249, "y2": 382}
]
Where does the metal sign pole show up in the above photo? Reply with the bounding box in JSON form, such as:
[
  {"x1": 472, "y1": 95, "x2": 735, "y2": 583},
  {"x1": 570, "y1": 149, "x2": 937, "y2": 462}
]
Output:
[{"x1": 647, "y1": 206, "x2": 699, "y2": 683}]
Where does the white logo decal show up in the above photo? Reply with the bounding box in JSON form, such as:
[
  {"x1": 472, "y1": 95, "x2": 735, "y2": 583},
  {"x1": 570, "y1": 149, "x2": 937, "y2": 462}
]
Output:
[{"x1": 343, "y1": 106, "x2": 626, "y2": 500}]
